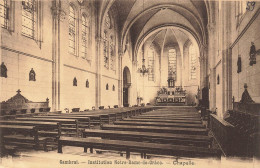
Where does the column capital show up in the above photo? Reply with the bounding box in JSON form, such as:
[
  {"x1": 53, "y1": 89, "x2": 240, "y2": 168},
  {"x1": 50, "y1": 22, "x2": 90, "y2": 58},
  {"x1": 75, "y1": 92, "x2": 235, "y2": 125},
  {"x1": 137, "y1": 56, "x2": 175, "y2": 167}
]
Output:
[{"x1": 51, "y1": 6, "x2": 66, "y2": 21}]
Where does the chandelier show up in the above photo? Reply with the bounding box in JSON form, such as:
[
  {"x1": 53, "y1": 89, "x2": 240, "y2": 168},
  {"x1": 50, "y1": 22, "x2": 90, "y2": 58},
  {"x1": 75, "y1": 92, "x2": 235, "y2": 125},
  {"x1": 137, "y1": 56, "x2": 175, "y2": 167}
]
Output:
[
  {"x1": 137, "y1": 58, "x2": 149, "y2": 75},
  {"x1": 137, "y1": 0, "x2": 149, "y2": 76}
]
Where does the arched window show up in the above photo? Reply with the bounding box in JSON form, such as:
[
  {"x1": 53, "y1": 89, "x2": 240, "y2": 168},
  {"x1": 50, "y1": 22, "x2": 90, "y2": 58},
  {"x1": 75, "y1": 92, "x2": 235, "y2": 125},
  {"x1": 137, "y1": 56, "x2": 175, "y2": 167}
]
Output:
[
  {"x1": 105, "y1": 14, "x2": 111, "y2": 28},
  {"x1": 103, "y1": 13, "x2": 115, "y2": 71},
  {"x1": 110, "y1": 36, "x2": 116, "y2": 71},
  {"x1": 69, "y1": 5, "x2": 76, "y2": 54},
  {"x1": 148, "y1": 49, "x2": 155, "y2": 81},
  {"x1": 103, "y1": 31, "x2": 109, "y2": 68},
  {"x1": 168, "y1": 49, "x2": 177, "y2": 80},
  {"x1": 22, "y1": 0, "x2": 36, "y2": 38},
  {"x1": 189, "y1": 44, "x2": 197, "y2": 79},
  {"x1": 81, "y1": 14, "x2": 89, "y2": 58},
  {"x1": 0, "y1": 0, "x2": 8, "y2": 28}
]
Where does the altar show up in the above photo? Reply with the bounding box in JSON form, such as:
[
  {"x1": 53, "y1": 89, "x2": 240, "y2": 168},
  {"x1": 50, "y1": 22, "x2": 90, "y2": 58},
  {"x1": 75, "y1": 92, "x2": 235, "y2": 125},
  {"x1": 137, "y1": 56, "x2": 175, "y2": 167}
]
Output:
[{"x1": 155, "y1": 86, "x2": 186, "y2": 106}]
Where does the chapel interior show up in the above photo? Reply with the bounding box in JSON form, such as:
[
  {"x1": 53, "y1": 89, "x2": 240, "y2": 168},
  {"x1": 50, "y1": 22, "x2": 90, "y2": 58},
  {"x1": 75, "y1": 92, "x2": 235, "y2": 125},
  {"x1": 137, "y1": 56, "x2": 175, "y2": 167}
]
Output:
[{"x1": 0, "y1": 0, "x2": 260, "y2": 165}]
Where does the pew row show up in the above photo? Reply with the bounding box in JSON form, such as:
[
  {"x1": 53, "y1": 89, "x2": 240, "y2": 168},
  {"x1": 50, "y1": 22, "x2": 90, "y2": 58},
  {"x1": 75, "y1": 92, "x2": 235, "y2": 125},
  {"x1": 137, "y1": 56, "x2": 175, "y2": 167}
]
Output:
[
  {"x1": 83, "y1": 129, "x2": 212, "y2": 148},
  {"x1": 123, "y1": 118, "x2": 202, "y2": 124},
  {"x1": 15, "y1": 118, "x2": 79, "y2": 137},
  {"x1": 0, "y1": 125, "x2": 54, "y2": 154},
  {"x1": 58, "y1": 136, "x2": 220, "y2": 159},
  {"x1": 101, "y1": 125, "x2": 208, "y2": 135},
  {"x1": 113, "y1": 121, "x2": 205, "y2": 128},
  {"x1": 133, "y1": 116, "x2": 201, "y2": 121}
]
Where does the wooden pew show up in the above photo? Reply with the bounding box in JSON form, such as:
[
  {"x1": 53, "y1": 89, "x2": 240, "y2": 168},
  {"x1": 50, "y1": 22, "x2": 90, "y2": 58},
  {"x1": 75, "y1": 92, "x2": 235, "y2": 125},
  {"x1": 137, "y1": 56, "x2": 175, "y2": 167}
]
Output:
[
  {"x1": 101, "y1": 125, "x2": 208, "y2": 135},
  {"x1": 58, "y1": 136, "x2": 220, "y2": 159},
  {"x1": 41, "y1": 107, "x2": 146, "y2": 124},
  {"x1": 83, "y1": 129, "x2": 212, "y2": 148},
  {"x1": 40, "y1": 106, "x2": 155, "y2": 125},
  {"x1": 123, "y1": 118, "x2": 202, "y2": 124},
  {"x1": 33, "y1": 116, "x2": 90, "y2": 129},
  {"x1": 0, "y1": 125, "x2": 49, "y2": 153},
  {"x1": 209, "y1": 114, "x2": 235, "y2": 156},
  {"x1": 134, "y1": 116, "x2": 201, "y2": 121},
  {"x1": 141, "y1": 114, "x2": 200, "y2": 117},
  {"x1": 113, "y1": 121, "x2": 205, "y2": 128},
  {"x1": 41, "y1": 113, "x2": 111, "y2": 125},
  {"x1": 143, "y1": 111, "x2": 200, "y2": 116},
  {"x1": 0, "y1": 120, "x2": 59, "y2": 129},
  {"x1": 0, "y1": 120, "x2": 61, "y2": 137},
  {"x1": 16, "y1": 118, "x2": 79, "y2": 137}
]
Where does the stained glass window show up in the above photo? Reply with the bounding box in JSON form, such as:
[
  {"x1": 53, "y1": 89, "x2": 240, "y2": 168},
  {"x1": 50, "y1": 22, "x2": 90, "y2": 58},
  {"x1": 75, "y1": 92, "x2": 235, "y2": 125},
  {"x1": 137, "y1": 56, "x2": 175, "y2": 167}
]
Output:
[
  {"x1": 0, "y1": 0, "x2": 8, "y2": 28},
  {"x1": 22, "y1": 0, "x2": 36, "y2": 38},
  {"x1": 148, "y1": 50, "x2": 155, "y2": 81},
  {"x1": 81, "y1": 15, "x2": 89, "y2": 58},
  {"x1": 105, "y1": 14, "x2": 110, "y2": 28},
  {"x1": 103, "y1": 13, "x2": 115, "y2": 70},
  {"x1": 110, "y1": 36, "x2": 116, "y2": 71},
  {"x1": 189, "y1": 44, "x2": 197, "y2": 79},
  {"x1": 69, "y1": 5, "x2": 76, "y2": 54},
  {"x1": 168, "y1": 49, "x2": 177, "y2": 79},
  {"x1": 103, "y1": 31, "x2": 109, "y2": 68}
]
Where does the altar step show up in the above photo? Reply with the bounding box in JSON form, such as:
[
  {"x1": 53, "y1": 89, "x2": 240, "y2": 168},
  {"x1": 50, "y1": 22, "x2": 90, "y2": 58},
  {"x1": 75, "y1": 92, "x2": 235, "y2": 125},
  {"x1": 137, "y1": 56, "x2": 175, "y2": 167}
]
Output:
[{"x1": 156, "y1": 103, "x2": 186, "y2": 106}]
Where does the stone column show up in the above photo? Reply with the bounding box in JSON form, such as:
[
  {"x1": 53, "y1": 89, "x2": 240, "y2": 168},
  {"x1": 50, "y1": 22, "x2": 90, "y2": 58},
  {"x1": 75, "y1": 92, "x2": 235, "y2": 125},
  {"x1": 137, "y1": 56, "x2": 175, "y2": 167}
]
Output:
[
  {"x1": 131, "y1": 59, "x2": 138, "y2": 106},
  {"x1": 95, "y1": 36, "x2": 102, "y2": 108},
  {"x1": 51, "y1": 0, "x2": 63, "y2": 111},
  {"x1": 199, "y1": 47, "x2": 208, "y2": 91},
  {"x1": 208, "y1": 22, "x2": 217, "y2": 111},
  {"x1": 222, "y1": 1, "x2": 233, "y2": 113},
  {"x1": 118, "y1": 52, "x2": 123, "y2": 107},
  {"x1": 128, "y1": 84, "x2": 132, "y2": 106}
]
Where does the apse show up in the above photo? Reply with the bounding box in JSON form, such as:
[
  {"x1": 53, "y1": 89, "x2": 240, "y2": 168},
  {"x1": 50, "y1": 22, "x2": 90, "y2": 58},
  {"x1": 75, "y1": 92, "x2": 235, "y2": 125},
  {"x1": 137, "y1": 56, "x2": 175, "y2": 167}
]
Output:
[{"x1": 135, "y1": 27, "x2": 200, "y2": 106}]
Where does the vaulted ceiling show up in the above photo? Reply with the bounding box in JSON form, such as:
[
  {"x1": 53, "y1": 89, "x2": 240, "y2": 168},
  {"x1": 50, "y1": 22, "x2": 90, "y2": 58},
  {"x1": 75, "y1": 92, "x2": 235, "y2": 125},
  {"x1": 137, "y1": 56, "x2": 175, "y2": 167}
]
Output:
[{"x1": 108, "y1": 0, "x2": 208, "y2": 56}]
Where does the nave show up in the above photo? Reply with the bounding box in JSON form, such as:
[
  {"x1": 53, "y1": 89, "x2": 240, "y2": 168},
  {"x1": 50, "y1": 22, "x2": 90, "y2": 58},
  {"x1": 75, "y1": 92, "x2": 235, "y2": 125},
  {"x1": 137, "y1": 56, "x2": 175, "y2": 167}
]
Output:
[
  {"x1": 1, "y1": 106, "x2": 259, "y2": 168},
  {"x1": 0, "y1": 106, "x2": 219, "y2": 162},
  {"x1": 0, "y1": 106, "x2": 221, "y2": 168},
  {"x1": 1, "y1": 0, "x2": 260, "y2": 167}
]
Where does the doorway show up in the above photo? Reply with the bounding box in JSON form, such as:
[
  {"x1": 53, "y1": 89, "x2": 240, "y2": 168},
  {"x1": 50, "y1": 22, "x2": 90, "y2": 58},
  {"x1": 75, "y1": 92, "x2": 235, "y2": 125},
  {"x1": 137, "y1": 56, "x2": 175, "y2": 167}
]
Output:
[{"x1": 123, "y1": 67, "x2": 131, "y2": 107}]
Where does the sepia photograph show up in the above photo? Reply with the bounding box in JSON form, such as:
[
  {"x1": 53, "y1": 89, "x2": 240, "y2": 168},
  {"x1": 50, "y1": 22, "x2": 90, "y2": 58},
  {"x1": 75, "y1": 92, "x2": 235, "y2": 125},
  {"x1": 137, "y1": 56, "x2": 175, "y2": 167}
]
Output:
[{"x1": 0, "y1": 0, "x2": 259, "y2": 167}]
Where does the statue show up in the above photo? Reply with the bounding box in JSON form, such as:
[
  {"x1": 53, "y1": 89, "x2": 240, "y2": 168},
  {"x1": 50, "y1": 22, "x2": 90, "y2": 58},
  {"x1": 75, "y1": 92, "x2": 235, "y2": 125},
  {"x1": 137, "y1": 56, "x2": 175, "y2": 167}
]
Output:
[
  {"x1": 240, "y1": 83, "x2": 254, "y2": 103},
  {"x1": 237, "y1": 56, "x2": 242, "y2": 73},
  {"x1": 249, "y1": 42, "x2": 256, "y2": 66},
  {"x1": 163, "y1": 87, "x2": 167, "y2": 94},
  {"x1": 112, "y1": 85, "x2": 115, "y2": 91},
  {"x1": 29, "y1": 68, "x2": 36, "y2": 81},
  {"x1": 0, "y1": 62, "x2": 7, "y2": 78},
  {"x1": 73, "y1": 77, "x2": 77, "y2": 86},
  {"x1": 86, "y1": 80, "x2": 89, "y2": 88}
]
